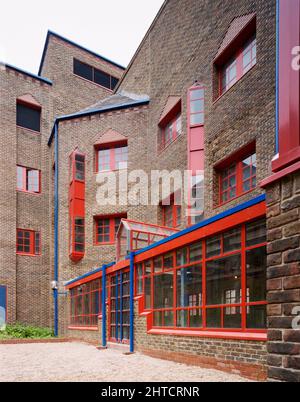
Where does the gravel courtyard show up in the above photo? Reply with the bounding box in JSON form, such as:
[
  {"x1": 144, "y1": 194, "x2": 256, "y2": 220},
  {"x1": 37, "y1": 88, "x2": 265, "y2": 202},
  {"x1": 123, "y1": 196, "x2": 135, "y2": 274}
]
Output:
[{"x1": 0, "y1": 342, "x2": 250, "y2": 382}]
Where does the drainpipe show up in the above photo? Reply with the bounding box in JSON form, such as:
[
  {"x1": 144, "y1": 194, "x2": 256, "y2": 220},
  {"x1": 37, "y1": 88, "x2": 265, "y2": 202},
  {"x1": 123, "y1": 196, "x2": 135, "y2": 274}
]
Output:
[
  {"x1": 129, "y1": 252, "x2": 135, "y2": 353},
  {"x1": 102, "y1": 264, "x2": 107, "y2": 348},
  {"x1": 54, "y1": 122, "x2": 59, "y2": 337}
]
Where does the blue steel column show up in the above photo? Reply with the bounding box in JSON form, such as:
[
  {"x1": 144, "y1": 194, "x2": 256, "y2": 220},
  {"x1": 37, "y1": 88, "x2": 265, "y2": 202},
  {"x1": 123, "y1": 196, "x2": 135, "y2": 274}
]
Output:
[
  {"x1": 102, "y1": 265, "x2": 107, "y2": 348},
  {"x1": 129, "y1": 252, "x2": 135, "y2": 353},
  {"x1": 120, "y1": 272, "x2": 123, "y2": 342},
  {"x1": 54, "y1": 122, "x2": 59, "y2": 337},
  {"x1": 115, "y1": 273, "x2": 119, "y2": 341}
]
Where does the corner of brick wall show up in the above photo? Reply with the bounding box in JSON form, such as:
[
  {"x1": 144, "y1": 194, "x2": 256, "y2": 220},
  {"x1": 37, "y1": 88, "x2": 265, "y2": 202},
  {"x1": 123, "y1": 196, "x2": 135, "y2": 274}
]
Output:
[{"x1": 266, "y1": 171, "x2": 300, "y2": 382}]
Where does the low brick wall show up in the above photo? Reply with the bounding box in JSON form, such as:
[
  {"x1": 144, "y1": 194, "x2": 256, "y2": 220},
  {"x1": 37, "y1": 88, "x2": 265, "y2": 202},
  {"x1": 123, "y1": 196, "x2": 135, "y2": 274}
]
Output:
[{"x1": 134, "y1": 303, "x2": 267, "y2": 381}]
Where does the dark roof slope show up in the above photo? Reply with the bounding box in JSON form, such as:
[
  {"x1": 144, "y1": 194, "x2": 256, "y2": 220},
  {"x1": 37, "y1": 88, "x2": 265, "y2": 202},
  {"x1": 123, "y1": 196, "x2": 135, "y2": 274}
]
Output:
[
  {"x1": 38, "y1": 30, "x2": 126, "y2": 76},
  {"x1": 79, "y1": 91, "x2": 150, "y2": 114}
]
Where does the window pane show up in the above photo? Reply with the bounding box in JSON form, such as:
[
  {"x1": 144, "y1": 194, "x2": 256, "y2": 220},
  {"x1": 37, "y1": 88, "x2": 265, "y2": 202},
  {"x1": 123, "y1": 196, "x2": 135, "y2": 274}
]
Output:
[
  {"x1": 189, "y1": 242, "x2": 202, "y2": 262},
  {"x1": 111, "y1": 76, "x2": 119, "y2": 90},
  {"x1": 17, "y1": 103, "x2": 41, "y2": 132},
  {"x1": 176, "y1": 248, "x2": 188, "y2": 266},
  {"x1": 190, "y1": 88, "x2": 204, "y2": 100},
  {"x1": 74, "y1": 59, "x2": 93, "y2": 81},
  {"x1": 247, "y1": 305, "x2": 266, "y2": 329},
  {"x1": 27, "y1": 169, "x2": 40, "y2": 193},
  {"x1": 144, "y1": 277, "x2": 151, "y2": 309},
  {"x1": 154, "y1": 273, "x2": 174, "y2": 309},
  {"x1": 17, "y1": 166, "x2": 24, "y2": 190},
  {"x1": 206, "y1": 254, "x2": 241, "y2": 305},
  {"x1": 223, "y1": 228, "x2": 241, "y2": 253},
  {"x1": 246, "y1": 219, "x2": 267, "y2": 247},
  {"x1": 247, "y1": 246, "x2": 266, "y2": 302},
  {"x1": 176, "y1": 265, "x2": 202, "y2": 308},
  {"x1": 206, "y1": 308, "x2": 222, "y2": 328},
  {"x1": 163, "y1": 253, "x2": 174, "y2": 269},
  {"x1": 94, "y1": 69, "x2": 111, "y2": 89},
  {"x1": 206, "y1": 235, "x2": 221, "y2": 258},
  {"x1": 190, "y1": 99, "x2": 204, "y2": 114},
  {"x1": 154, "y1": 257, "x2": 163, "y2": 273},
  {"x1": 190, "y1": 113, "x2": 204, "y2": 126},
  {"x1": 224, "y1": 310, "x2": 242, "y2": 329}
]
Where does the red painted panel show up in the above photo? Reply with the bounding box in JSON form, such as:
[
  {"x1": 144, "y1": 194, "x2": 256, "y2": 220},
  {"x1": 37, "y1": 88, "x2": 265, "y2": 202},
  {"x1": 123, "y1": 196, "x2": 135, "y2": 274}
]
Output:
[
  {"x1": 190, "y1": 126, "x2": 204, "y2": 151},
  {"x1": 69, "y1": 151, "x2": 85, "y2": 262},
  {"x1": 273, "y1": 0, "x2": 300, "y2": 172}
]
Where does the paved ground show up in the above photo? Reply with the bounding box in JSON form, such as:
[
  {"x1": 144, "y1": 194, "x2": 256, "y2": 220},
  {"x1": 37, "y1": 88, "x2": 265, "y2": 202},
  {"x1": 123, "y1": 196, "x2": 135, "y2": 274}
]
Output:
[{"x1": 0, "y1": 342, "x2": 250, "y2": 382}]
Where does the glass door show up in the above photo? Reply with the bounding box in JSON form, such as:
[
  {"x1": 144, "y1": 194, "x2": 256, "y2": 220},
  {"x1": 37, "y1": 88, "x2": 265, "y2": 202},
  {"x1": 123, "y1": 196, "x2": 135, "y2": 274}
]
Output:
[{"x1": 109, "y1": 271, "x2": 130, "y2": 343}]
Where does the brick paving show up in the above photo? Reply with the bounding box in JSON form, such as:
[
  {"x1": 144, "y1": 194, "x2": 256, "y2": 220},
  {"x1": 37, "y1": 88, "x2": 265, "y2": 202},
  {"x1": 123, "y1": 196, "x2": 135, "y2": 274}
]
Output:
[{"x1": 0, "y1": 342, "x2": 250, "y2": 382}]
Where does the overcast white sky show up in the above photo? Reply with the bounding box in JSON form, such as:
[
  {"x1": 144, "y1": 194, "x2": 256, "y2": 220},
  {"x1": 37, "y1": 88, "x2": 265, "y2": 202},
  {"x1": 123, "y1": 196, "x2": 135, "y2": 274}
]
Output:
[{"x1": 0, "y1": 0, "x2": 164, "y2": 74}]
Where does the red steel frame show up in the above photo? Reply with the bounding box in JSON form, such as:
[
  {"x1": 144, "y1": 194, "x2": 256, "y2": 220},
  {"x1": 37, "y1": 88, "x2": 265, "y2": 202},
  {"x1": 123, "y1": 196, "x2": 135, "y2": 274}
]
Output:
[
  {"x1": 136, "y1": 219, "x2": 267, "y2": 334},
  {"x1": 162, "y1": 204, "x2": 181, "y2": 228},
  {"x1": 159, "y1": 114, "x2": 182, "y2": 151},
  {"x1": 17, "y1": 165, "x2": 41, "y2": 194},
  {"x1": 218, "y1": 152, "x2": 257, "y2": 205},
  {"x1": 69, "y1": 278, "x2": 102, "y2": 329},
  {"x1": 66, "y1": 200, "x2": 266, "y2": 340},
  {"x1": 107, "y1": 269, "x2": 130, "y2": 344},
  {"x1": 272, "y1": 0, "x2": 300, "y2": 172},
  {"x1": 187, "y1": 84, "x2": 205, "y2": 225},
  {"x1": 69, "y1": 150, "x2": 86, "y2": 262},
  {"x1": 95, "y1": 141, "x2": 128, "y2": 173},
  {"x1": 218, "y1": 36, "x2": 256, "y2": 97},
  {"x1": 94, "y1": 214, "x2": 126, "y2": 245},
  {"x1": 16, "y1": 228, "x2": 41, "y2": 256}
]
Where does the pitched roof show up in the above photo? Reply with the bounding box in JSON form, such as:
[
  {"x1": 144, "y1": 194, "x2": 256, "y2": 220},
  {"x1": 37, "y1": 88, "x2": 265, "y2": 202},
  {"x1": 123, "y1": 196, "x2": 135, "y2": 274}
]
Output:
[
  {"x1": 215, "y1": 13, "x2": 256, "y2": 60},
  {"x1": 79, "y1": 91, "x2": 150, "y2": 114},
  {"x1": 48, "y1": 91, "x2": 150, "y2": 145},
  {"x1": 38, "y1": 31, "x2": 126, "y2": 76}
]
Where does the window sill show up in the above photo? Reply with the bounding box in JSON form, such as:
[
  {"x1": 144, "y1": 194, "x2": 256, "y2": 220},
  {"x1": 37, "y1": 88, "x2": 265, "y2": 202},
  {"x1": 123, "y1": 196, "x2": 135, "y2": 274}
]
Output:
[
  {"x1": 213, "y1": 64, "x2": 257, "y2": 105},
  {"x1": 148, "y1": 328, "x2": 267, "y2": 341},
  {"x1": 16, "y1": 125, "x2": 41, "y2": 134},
  {"x1": 94, "y1": 242, "x2": 115, "y2": 246},
  {"x1": 73, "y1": 74, "x2": 114, "y2": 93},
  {"x1": 68, "y1": 326, "x2": 98, "y2": 332},
  {"x1": 17, "y1": 190, "x2": 41, "y2": 196},
  {"x1": 94, "y1": 168, "x2": 128, "y2": 175},
  {"x1": 214, "y1": 188, "x2": 256, "y2": 210},
  {"x1": 16, "y1": 253, "x2": 40, "y2": 257},
  {"x1": 157, "y1": 133, "x2": 183, "y2": 156}
]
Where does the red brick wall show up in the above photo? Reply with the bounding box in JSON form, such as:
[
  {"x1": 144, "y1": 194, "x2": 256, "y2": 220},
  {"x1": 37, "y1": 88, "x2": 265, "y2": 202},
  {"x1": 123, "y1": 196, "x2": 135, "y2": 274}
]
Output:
[{"x1": 266, "y1": 171, "x2": 300, "y2": 382}]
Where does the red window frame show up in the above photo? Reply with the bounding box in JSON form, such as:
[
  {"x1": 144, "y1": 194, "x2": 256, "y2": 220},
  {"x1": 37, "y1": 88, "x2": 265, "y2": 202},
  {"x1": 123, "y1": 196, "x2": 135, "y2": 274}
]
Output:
[
  {"x1": 218, "y1": 152, "x2": 257, "y2": 206},
  {"x1": 95, "y1": 142, "x2": 128, "y2": 172},
  {"x1": 17, "y1": 166, "x2": 41, "y2": 194},
  {"x1": 159, "y1": 114, "x2": 182, "y2": 151},
  {"x1": 189, "y1": 86, "x2": 205, "y2": 127},
  {"x1": 16, "y1": 229, "x2": 41, "y2": 256},
  {"x1": 163, "y1": 204, "x2": 182, "y2": 229},
  {"x1": 94, "y1": 214, "x2": 126, "y2": 245},
  {"x1": 135, "y1": 218, "x2": 267, "y2": 333},
  {"x1": 69, "y1": 279, "x2": 102, "y2": 328},
  {"x1": 219, "y1": 36, "x2": 256, "y2": 96}
]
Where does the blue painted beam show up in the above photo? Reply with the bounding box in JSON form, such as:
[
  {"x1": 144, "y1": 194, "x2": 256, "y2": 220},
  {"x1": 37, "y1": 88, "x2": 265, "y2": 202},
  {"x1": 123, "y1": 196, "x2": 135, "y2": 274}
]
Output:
[{"x1": 129, "y1": 252, "x2": 135, "y2": 353}]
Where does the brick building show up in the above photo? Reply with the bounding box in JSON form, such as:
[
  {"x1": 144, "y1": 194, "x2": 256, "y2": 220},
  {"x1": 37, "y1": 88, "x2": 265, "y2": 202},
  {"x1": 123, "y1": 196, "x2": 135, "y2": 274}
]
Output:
[{"x1": 0, "y1": 0, "x2": 299, "y2": 382}]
